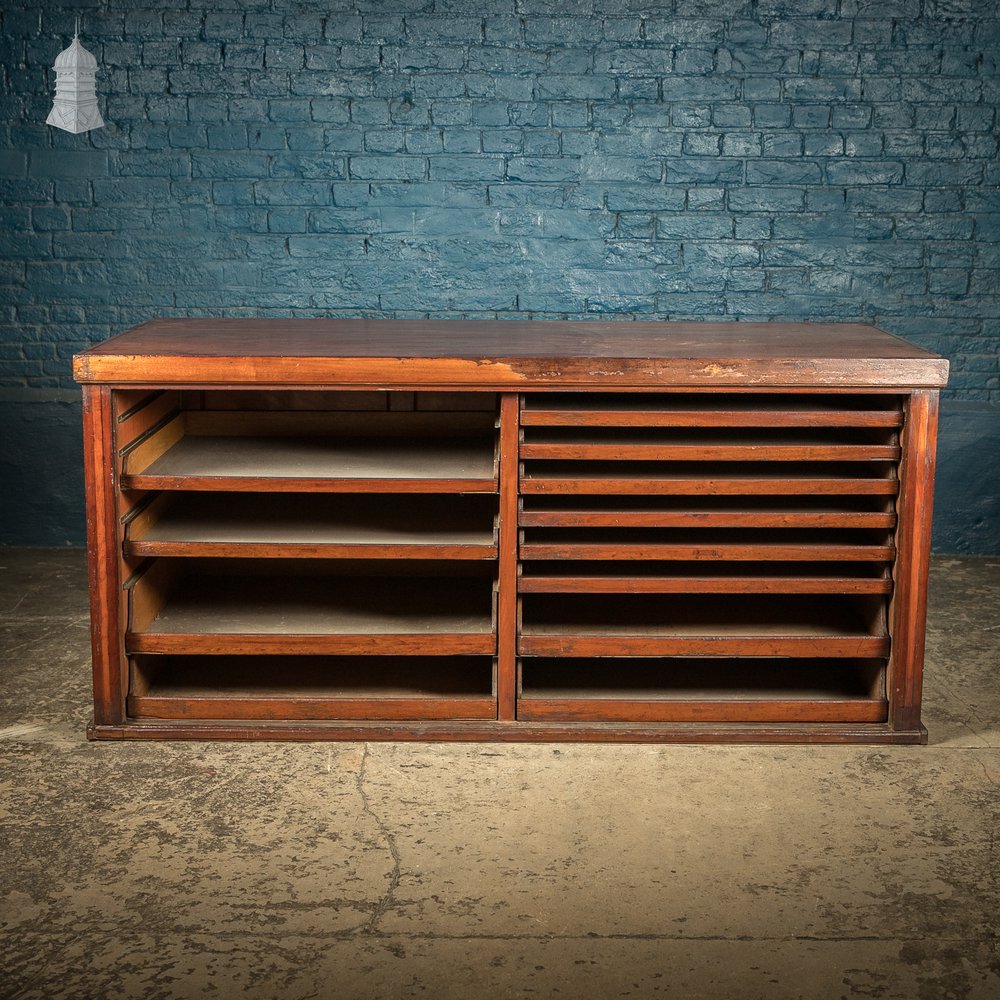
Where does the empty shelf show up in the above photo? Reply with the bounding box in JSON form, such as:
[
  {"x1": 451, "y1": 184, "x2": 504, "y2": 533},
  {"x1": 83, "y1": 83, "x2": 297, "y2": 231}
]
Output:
[
  {"x1": 520, "y1": 462, "x2": 899, "y2": 496},
  {"x1": 519, "y1": 528, "x2": 894, "y2": 562},
  {"x1": 519, "y1": 560, "x2": 892, "y2": 595},
  {"x1": 126, "y1": 493, "x2": 498, "y2": 559},
  {"x1": 519, "y1": 594, "x2": 888, "y2": 657},
  {"x1": 128, "y1": 574, "x2": 496, "y2": 655},
  {"x1": 520, "y1": 427, "x2": 899, "y2": 462},
  {"x1": 128, "y1": 655, "x2": 496, "y2": 721},
  {"x1": 517, "y1": 658, "x2": 887, "y2": 723},
  {"x1": 125, "y1": 435, "x2": 498, "y2": 492}
]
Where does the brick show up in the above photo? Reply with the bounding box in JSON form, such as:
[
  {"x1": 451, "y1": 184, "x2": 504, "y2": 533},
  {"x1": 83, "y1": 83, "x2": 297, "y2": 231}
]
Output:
[
  {"x1": 713, "y1": 104, "x2": 753, "y2": 128},
  {"x1": 29, "y1": 152, "x2": 109, "y2": 179},
  {"x1": 534, "y1": 76, "x2": 616, "y2": 101},
  {"x1": 672, "y1": 105, "x2": 713, "y2": 129},
  {"x1": 747, "y1": 160, "x2": 822, "y2": 185},
  {"x1": 682, "y1": 133, "x2": 721, "y2": 156},
  {"x1": 253, "y1": 180, "x2": 332, "y2": 206},
  {"x1": 729, "y1": 187, "x2": 806, "y2": 212},
  {"x1": 192, "y1": 154, "x2": 267, "y2": 179},
  {"x1": 722, "y1": 133, "x2": 763, "y2": 157},
  {"x1": 271, "y1": 154, "x2": 347, "y2": 180},
  {"x1": 825, "y1": 161, "x2": 903, "y2": 185},
  {"x1": 665, "y1": 159, "x2": 744, "y2": 184},
  {"x1": 506, "y1": 156, "x2": 581, "y2": 183},
  {"x1": 349, "y1": 156, "x2": 427, "y2": 181},
  {"x1": 657, "y1": 214, "x2": 735, "y2": 240}
]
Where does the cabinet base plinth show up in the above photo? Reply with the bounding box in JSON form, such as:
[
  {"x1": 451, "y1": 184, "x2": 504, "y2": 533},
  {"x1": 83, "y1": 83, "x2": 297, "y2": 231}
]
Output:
[{"x1": 87, "y1": 718, "x2": 929, "y2": 745}]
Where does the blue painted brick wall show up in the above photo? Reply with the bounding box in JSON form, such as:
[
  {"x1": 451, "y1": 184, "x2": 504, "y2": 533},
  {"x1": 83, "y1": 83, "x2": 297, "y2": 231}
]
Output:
[{"x1": 1, "y1": 0, "x2": 998, "y2": 548}]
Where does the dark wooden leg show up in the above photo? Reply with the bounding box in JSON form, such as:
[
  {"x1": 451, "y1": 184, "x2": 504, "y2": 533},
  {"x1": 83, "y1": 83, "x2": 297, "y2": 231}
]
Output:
[
  {"x1": 82, "y1": 385, "x2": 126, "y2": 731},
  {"x1": 889, "y1": 389, "x2": 939, "y2": 736},
  {"x1": 496, "y1": 393, "x2": 520, "y2": 721}
]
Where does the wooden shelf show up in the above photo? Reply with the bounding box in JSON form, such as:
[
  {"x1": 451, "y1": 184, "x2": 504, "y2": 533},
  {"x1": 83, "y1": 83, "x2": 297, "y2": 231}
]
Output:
[
  {"x1": 125, "y1": 436, "x2": 497, "y2": 493},
  {"x1": 519, "y1": 528, "x2": 893, "y2": 562},
  {"x1": 126, "y1": 493, "x2": 498, "y2": 559},
  {"x1": 128, "y1": 655, "x2": 496, "y2": 721},
  {"x1": 520, "y1": 462, "x2": 899, "y2": 496},
  {"x1": 519, "y1": 561, "x2": 892, "y2": 595},
  {"x1": 122, "y1": 411, "x2": 498, "y2": 493},
  {"x1": 519, "y1": 594, "x2": 888, "y2": 657},
  {"x1": 521, "y1": 393, "x2": 904, "y2": 428},
  {"x1": 128, "y1": 573, "x2": 496, "y2": 656},
  {"x1": 517, "y1": 658, "x2": 886, "y2": 723},
  {"x1": 520, "y1": 428, "x2": 900, "y2": 462},
  {"x1": 519, "y1": 497, "x2": 897, "y2": 530}
]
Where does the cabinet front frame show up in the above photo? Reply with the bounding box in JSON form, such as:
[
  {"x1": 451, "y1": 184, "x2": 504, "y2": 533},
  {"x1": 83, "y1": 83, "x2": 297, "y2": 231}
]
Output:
[{"x1": 83, "y1": 381, "x2": 938, "y2": 744}]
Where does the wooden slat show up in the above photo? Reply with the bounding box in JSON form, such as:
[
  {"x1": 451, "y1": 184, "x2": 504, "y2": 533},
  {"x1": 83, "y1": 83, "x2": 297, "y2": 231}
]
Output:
[
  {"x1": 520, "y1": 474, "x2": 899, "y2": 496},
  {"x1": 519, "y1": 541, "x2": 894, "y2": 561},
  {"x1": 121, "y1": 413, "x2": 184, "y2": 476},
  {"x1": 124, "y1": 474, "x2": 498, "y2": 494},
  {"x1": 129, "y1": 540, "x2": 497, "y2": 560},
  {"x1": 88, "y1": 717, "x2": 928, "y2": 745},
  {"x1": 519, "y1": 635, "x2": 890, "y2": 657},
  {"x1": 520, "y1": 408, "x2": 903, "y2": 428},
  {"x1": 516, "y1": 699, "x2": 887, "y2": 723},
  {"x1": 128, "y1": 633, "x2": 496, "y2": 655},
  {"x1": 889, "y1": 390, "x2": 939, "y2": 732},
  {"x1": 116, "y1": 391, "x2": 180, "y2": 451},
  {"x1": 129, "y1": 694, "x2": 498, "y2": 721},
  {"x1": 496, "y1": 393, "x2": 520, "y2": 721},
  {"x1": 518, "y1": 575, "x2": 893, "y2": 595},
  {"x1": 519, "y1": 507, "x2": 897, "y2": 529},
  {"x1": 82, "y1": 386, "x2": 127, "y2": 727},
  {"x1": 128, "y1": 559, "x2": 178, "y2": 634},
  {"x1": 520, "y1": 441, "x2": 900, "y2": 462}
]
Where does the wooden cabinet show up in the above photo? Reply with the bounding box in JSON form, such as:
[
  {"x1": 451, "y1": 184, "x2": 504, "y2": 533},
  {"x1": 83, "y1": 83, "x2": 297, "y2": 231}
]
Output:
[{"x1": 74, "y1": 319, "x2": 947, "y2": 743}]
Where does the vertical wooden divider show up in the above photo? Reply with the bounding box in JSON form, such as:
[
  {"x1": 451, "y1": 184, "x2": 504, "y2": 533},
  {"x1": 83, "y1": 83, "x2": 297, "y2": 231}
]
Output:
[
  {"x1": 888, "y1": 389, "x2": 939, "y2": 736},
  {"x1": 496, "y1": 393, "x2": 520, "y2": 721},
  {"x1": 82, "y1": 385, "x2": 126, "y2": 727}
]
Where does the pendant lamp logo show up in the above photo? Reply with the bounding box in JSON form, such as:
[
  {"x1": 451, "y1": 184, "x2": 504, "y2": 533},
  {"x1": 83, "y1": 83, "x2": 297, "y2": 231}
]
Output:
[{"x1": 47, "y1": 19, "x2": 105, "y2": 135}]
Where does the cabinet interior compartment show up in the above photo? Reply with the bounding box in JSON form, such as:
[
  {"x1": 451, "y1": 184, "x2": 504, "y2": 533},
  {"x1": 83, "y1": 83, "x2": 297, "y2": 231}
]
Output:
[
  {"x1": 125, "y1": 492, "x2": 499, "y2": 559},
  {"x1": 516, "y1": 390, "x2": 900, "y2": 723},
  {"x1": 127, "y1": 558, "x2": 498, "y2": 656},
  {"x1": 516, "y1": 657, "x2": 887, "y2": 723},
  {"x1": 128, "y1": 655, "x2": 497, "y2": 721},
  {"x1": 519, "y1": 560, "x2": 892, "y2": 595},
  {"x1": 518, "y1": 593, "x2": 888, "y2": 657},
  {"x1": 118, "y1": 390, "x2": 500, "y2": 492}
]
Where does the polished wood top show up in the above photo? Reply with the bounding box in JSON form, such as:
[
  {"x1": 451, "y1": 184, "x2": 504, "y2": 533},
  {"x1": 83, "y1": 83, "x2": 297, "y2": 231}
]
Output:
[{"x1": 73, "y1": 318, "x2": 948, "y2": 388}]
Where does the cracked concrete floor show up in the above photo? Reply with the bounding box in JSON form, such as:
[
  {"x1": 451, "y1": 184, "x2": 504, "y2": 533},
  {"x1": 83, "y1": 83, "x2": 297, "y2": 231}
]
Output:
[{"x1": 0, "y1": 550, "x2": 998, "y2": 1000}]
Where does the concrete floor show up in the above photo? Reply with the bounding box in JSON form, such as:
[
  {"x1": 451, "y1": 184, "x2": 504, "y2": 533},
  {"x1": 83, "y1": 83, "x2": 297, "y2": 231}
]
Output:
[{"x1": 0, "y1": 551, "x2": 997, "y2": 1000}]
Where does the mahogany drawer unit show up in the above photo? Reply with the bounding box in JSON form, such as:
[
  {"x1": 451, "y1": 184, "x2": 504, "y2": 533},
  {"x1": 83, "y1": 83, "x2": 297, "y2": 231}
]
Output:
[{"x1": 73, "y1": 319, "x2": 948, "y2": 744}]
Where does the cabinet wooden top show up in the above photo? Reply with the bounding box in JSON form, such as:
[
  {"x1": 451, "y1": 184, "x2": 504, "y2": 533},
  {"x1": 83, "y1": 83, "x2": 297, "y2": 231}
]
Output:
[{"x1": 73, "y1": 318, "x2": 948, "y2": 389}]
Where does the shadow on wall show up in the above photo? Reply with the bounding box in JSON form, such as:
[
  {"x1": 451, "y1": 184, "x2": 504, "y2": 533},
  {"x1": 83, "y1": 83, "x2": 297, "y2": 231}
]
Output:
[
  {"x1": 0, "y1": 390, "x2": 996, "y2": 554},
  {"x1": 933, "y1": 401, "x2": 1000, "y2": 555},
  {"x1": 0, "y1": 391, "x2": 84, "y2": 546}
]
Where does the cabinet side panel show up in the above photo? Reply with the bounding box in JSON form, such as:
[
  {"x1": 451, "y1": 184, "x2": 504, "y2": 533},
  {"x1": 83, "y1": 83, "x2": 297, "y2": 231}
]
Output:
[
  {"x1": 497, "y1": 393, "x2": 520, "y2": 721},
  {"x1": 82, "y1": 385, "x2": 126, "y2": 727},
  {"x1": 889, "y1": 390, "x2": 939, "y2": 734}
]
